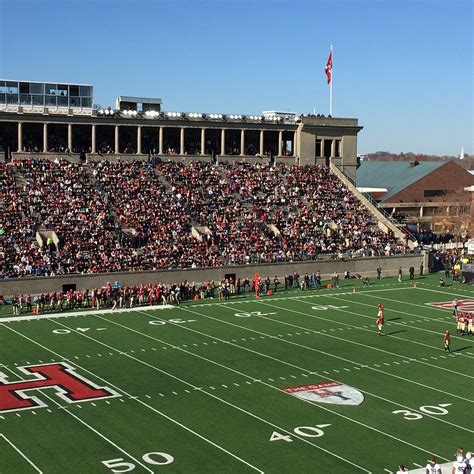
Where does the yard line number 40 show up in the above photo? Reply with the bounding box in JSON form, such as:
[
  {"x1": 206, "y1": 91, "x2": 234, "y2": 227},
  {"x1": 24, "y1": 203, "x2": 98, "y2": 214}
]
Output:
[{"x1": 270, "y1": 424, "x2": 331, "y2": 443}]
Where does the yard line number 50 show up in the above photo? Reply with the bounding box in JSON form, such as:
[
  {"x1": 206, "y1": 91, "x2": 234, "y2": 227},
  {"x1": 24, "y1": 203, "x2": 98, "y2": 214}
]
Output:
[{"x1": 102, "y1": 451, "x2": 174, "y2": 472}]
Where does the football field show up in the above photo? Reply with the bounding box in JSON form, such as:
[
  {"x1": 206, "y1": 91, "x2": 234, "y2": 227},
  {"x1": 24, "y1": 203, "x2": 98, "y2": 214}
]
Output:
[{"x1": 0, "y1": 275, "x2": 473, "y2": 473}]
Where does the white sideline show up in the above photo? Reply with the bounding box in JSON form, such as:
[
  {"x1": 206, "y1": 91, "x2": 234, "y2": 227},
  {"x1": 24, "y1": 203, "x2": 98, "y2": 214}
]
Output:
[
  {"x1": 0, "y1": 305, "x2": 175, "y2": 323},
  {"x1": 0, "y1": 433, "x2": 43, "y2": 473}
]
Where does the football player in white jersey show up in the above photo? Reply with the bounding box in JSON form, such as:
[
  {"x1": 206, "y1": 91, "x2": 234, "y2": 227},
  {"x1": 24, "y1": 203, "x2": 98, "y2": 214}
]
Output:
[
  {"x1": 425, "y1": 456, "x2": 441, "y2": 474},
  {"x1": 452, "y1": 454, "x2": 465, "y2": 473},
  {"x1": 452, "y1": 298, "x2": 459, "y2": 317}
]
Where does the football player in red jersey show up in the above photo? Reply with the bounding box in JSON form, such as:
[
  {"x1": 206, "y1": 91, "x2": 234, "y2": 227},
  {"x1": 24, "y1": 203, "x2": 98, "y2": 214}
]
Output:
[
  {"x1": 468, "y1": 312, "x2": 473, "y2": 336},
  {"x1": 456, "y1": 312, "x2": 465, "y2": 336},
  {"x1": 376, "y1": 304, "x2": 384, "y2": 336},
  {"x1": 443, "y1": 330, "x2": 451, "y2": 353}
]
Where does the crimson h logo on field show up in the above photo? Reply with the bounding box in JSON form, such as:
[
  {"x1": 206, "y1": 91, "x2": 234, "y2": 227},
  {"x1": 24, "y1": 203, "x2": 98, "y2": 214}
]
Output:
[
  {"x1": 0, "y1": 362, "x2": 120, "y2": 413},
  {"x1": 428, "y1": 299, "x2": 474, "y2": 312}
]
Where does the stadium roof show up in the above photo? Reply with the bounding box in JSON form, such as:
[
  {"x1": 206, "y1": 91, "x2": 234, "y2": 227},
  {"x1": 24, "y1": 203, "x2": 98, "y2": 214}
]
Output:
[{"x1": 356, "y1": 160, "x2": 444, "y2": 201}]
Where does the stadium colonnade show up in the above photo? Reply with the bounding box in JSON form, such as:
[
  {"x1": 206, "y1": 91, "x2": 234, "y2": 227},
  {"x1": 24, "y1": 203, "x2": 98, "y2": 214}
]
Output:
[{"x1": 0, "y1": 79, "x2": 361, "y2": 177}]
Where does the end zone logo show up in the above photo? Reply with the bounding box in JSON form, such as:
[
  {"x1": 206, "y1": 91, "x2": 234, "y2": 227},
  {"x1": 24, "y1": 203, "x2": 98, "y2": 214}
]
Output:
[
  {"x1": 427, "y1": 299, "x2": 474, "y2": 312},
  {"x1": 283, "y1": 381, "x2": 364, "y2": 406},
  {"x1": 0, "y1": 362, "x2": 120, "y2": 413}
]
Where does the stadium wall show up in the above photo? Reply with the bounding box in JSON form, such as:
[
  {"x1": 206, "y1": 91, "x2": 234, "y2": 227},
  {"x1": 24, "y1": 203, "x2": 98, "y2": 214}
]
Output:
[{"x1": 0, "y1": 254, "x2": 427, "y2": 297}]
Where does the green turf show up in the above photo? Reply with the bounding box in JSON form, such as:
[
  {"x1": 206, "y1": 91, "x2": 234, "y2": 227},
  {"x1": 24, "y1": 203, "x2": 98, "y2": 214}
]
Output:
[{"x1": 0, "y1": 274, "x2": 473, "y2": 473}]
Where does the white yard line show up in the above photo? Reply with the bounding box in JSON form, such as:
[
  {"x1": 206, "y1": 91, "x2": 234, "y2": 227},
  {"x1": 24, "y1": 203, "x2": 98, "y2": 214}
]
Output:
[
  {"x1": 44, "y1": 394, "x2": 154, "y2": 473},
  {"x1": 418, "y1": 281, "x2": 474, "y2": 296},
  {"x1": 95, "y1": 310, "x2": 453, "y2": 460},
  {"x1": 417, "y1": 285, "x2": 474, "y2": 298},
  {"x1": 282, "y1": 296, "x2": 474, "y2": 363},
  {"x1": 42, "y1": 319, "x2": 369, "y2": 473},
  {"x1": 352, "y1": 290, "x2": 456, "y2": 315},
  {"x1": 318, "y1": 293, "x2": 474, "y2": 351},
  {"x1": 247, "y1": 301, "x2": 474, "y2": 379},
  {"x1": 180, "y1": 285, "x2": 412, "y2": 308},
  {"x1": 99, "y1": 310, "x2": 471, "y2": 435},
  {"x1": 0, "y1": 433, "x2": 43, "y2": 473},
  {"x1": 0, "y1": 323, "x2": 264, "y2": 474},
  {"x1": 183, "y1": 305, "x2": 472, "y2": 404}
]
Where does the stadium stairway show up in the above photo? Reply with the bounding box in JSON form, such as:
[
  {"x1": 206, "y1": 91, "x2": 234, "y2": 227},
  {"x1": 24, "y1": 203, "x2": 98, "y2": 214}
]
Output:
[{"x1": 329, "y1": 160, "x2": 411, "y2": 245}]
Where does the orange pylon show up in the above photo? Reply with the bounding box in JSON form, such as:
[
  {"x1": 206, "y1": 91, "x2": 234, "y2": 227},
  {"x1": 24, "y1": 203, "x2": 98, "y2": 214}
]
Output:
[
  {"x1": 352, "y1": 287, "x2": 356, "y2": 293},
  {"x1": 413, "y1": 282, "x2": 417, "y2": 288}
]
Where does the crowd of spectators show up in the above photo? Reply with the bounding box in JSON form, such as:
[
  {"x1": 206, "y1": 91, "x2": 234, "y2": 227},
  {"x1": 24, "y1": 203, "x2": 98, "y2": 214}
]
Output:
[
  {"x1": 1, "y1": 158, "x2": 406, "y2": 278},
  {"x1": 10, "y1": 277, "x2": 254, "y2": 315}
]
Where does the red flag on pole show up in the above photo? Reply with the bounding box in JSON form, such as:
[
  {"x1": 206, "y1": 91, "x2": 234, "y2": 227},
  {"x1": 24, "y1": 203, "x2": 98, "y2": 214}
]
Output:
[{"x1": 325, "y1": 49, "x2": 333, "y2": 84}]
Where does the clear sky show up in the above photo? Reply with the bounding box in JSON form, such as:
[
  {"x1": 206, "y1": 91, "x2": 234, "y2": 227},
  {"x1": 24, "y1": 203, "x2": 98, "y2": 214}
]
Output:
[{"x1": 0, "y1": 0, "x2": 472, "y2": 155}]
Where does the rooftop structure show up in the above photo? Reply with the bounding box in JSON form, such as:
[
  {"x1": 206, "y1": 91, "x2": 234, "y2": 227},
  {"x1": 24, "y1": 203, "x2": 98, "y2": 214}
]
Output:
[{"x1": 0, "y1": 78, "x2": 362, "y2": 174}]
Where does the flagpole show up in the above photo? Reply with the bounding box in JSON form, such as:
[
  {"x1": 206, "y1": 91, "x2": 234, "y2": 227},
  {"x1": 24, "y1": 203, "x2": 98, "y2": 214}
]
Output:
[{"x1": 329, "y1": 44, "x2": 333, "y2": 116}]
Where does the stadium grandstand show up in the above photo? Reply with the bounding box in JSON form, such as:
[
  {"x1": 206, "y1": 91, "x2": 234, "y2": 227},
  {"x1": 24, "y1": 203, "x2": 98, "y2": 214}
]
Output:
[
  {"x1": 0, "y1": 65, "x2": 472, "y2": 474},
  {"x1": 0, "y1": 78, "x2": 416, "y2": 287}
]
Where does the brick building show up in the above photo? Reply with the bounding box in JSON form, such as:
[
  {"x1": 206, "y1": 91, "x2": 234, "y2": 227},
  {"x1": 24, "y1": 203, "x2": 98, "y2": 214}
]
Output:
[{"x1": 357, "y1": 160, "x2": 474, "y2": 235}]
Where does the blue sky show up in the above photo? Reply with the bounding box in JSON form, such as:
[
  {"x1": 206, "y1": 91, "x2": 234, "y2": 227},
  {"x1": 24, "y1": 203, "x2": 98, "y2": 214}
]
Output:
[{"x1": 0, "y1": 0, "x2": 472, "y2": 155}]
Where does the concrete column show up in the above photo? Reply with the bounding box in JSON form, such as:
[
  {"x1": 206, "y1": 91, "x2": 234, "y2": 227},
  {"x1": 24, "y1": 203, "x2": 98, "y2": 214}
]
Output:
[
  {"x1": 293, "y1": 131, "x2": 297, "y2": 156},
  {"x1": 446, "y1": 205, "x2": 450, "y2": 216},
  {"x1": 278, "y1": 130, "x2": 283, "y2": 156},
  {"x1": 259, "y1": 130, "x2": 264, "y2": 156},
  {"x1": 43, "y1": 123, "x2": 48, "y2": 153},
  {"x1": 114, "y1": 125, "x2": 119, "y2": 154},
  {"x1": 67, "y1": 124, "x2": 72, "y2": 152},
  {"x1": 419, "y1": 206, "x2": 424, "y2": 218},
  {"x1": 240, "y1": 129, "x2": 245, "y2": 156},
  {"x1": 220, "y1": 129, "x2": 226, "y2": 156},
  {"x1": 180, "y1": 128, "x2": 185, "y2": 155},
  {"x1": 91, "y1": 125, "x2": 96, "y2": 154},
  {"x1": 158, "y1": 127, "x2": 163, "y2": 155},
  {"x1": 320, "y1": 139, "x2": 325, "y2": 157},
  {"x1": 200, "y1": 128, "x2": 205, "y2": 155},
  {"x1": 17, "y1": 122, "x2": 23, "y2": 152},
  {"x1": 331, "y1": 139, "x2": 335, "y2": 158},
  {"x1": 137, "y1": 126, "x2": 142, "y2": 155}
]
